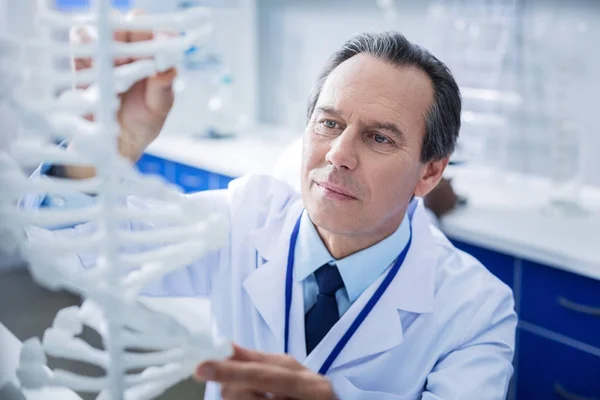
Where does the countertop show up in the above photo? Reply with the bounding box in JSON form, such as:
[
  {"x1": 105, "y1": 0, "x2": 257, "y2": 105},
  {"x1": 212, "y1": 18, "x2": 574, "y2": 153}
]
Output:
[
  {"x1": 146, "y1": 132, "x2": 600, "y2": 281},
  {"x1": 146, "y1": 125, "x2": 295, "y2": 178},
  {"x1": 442, "y1": 166, "x2": 600, "y2": 281}
]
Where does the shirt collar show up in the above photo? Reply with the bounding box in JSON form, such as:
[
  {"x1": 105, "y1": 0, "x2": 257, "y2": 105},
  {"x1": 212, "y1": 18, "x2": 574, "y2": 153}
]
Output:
[{"x1": 293, "y1": 209, "x2": 411, "y2": 302}]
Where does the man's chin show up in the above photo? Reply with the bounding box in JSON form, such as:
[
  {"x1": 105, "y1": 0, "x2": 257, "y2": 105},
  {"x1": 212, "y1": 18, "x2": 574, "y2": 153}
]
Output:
[{"x1": 306, "y1": 201, "x2": 357, "y2": 231}]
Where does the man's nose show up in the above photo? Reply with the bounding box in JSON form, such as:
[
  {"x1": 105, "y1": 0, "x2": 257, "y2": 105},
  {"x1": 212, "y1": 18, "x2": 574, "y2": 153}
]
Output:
[{"x1": 325, "y1": 129, "x2": 358, "y2": 170}]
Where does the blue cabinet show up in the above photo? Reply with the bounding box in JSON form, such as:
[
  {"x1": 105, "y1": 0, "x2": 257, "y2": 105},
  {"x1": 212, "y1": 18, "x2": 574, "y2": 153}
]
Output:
[
  {"x1": 520, "y1": 261, "x2": 600, "y2": 349},
  {"x1": 55, "y1": 0, "x2": 130, "y2": 11},
  {"x1": 136, "y1": 154, "x2": 166, "y2": 177},
  {"x1": 219, "y1": 174, "x2": 235, "y2": 189},
  {"x1": 517, "y1": 329, "x2": 600, "y2": 399},
  {"x1": 136, "y1": 153, "x2": 237, "y2": 193},
  {"x1": 175, "y1": 163, "x2": 211, "y2": 193},
  {"x1": 451, "y1": 240, "x2": 515, "y2": 288},
  {"x1": 173, "y1": 163, "x2": 235, "y2": 193},
  {"x1": 450, "y1": 238, "x2": 600, "y2": 400},
  {"x1": 136, "y1": 154, "x2": 176, "y2": 185}
]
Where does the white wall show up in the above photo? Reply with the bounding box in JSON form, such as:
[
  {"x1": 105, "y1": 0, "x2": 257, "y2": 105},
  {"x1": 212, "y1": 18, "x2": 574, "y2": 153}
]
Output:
[
  {"x1": 256, "y1": 0, "x2": 600, "y2": 187},
  {"x1": 257, "y1": 0, "x2": 431, "y2": 133}
]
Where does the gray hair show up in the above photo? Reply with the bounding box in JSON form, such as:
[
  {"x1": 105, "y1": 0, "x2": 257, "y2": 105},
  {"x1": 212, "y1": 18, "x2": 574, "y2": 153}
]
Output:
[{"x1": 307, "y1": 32, "x2": 461, "y2": 162}]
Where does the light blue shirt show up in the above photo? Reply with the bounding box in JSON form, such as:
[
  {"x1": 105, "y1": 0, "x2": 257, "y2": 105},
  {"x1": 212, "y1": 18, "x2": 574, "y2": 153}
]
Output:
[
  {"x1": 19, "y1": 163, "x2": 96, "y2": 230},
  {"x1": 20, "y1": 141, "x2": 95, "y2": 219},
  {"x1": 294, "y1": 210, "x2": 411, "y2": 317}
]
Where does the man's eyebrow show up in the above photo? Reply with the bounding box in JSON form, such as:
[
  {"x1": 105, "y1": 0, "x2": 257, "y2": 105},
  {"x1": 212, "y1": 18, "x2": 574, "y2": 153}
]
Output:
[
  {"x1": 369, "y1": 122, "x2": 406, "y2": 141},
  {"x1": 316, "y1": 106, "x2": 343, "y2": 119}
]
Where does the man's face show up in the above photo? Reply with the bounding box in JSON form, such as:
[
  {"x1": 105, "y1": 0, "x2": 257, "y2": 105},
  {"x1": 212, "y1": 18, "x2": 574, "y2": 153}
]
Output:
[{"x1": 301, "y1": 54, "x2": 437, "y2": 237}]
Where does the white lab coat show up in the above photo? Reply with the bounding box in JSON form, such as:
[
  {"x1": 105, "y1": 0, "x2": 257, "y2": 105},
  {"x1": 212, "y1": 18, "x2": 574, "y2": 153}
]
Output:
[{"x1": 30, "y1": 174, "x2": 517, "y2": 400}]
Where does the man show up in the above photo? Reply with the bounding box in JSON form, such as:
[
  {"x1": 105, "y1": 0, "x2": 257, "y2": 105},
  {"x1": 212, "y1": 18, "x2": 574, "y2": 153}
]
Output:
[{"x1": 34, "y1": 27, "x2": 516, "y2": 399}]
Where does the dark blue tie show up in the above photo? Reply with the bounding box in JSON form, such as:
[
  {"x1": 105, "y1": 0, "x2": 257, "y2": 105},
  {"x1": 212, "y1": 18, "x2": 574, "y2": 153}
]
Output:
[{"x1": 305, "y1": 263, "x2": 345, "y2": 355}]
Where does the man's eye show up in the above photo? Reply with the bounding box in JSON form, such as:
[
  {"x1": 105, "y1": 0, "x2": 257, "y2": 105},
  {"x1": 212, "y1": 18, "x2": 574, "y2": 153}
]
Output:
[
  {"x1": 321, "y1": 120, "x2": 339, "y2": 129},
  {"x1": 372, "y1": 133, "x2": 391, "y2": 144}
]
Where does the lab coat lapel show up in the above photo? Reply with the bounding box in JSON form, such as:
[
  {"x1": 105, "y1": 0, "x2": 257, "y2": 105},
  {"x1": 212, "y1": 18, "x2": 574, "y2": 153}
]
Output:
[
  {"x1": 302, "y1": 270, "x2": 405, "y2": 373},
  {"x1": 243, "y1": 202, "x2": 307, "y2": 357},
  {"x1": 304, "y1": 201, "x2": 436, "y2": 373}
]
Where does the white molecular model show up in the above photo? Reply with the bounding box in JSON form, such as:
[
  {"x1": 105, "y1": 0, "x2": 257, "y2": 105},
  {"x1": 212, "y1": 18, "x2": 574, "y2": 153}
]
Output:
[{"x1": 0, "y1": 1, "x2": 232, "y2": 399}]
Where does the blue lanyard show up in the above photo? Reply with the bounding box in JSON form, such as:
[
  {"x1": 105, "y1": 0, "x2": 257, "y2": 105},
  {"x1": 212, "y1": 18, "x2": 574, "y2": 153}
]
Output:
[{"x1": 284, "y1": 211, "x2": 412, "y2": 375}]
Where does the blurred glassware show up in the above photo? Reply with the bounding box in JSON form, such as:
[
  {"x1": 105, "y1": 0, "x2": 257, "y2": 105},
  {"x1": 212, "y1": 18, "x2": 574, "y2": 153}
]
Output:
[
  {"x1": 424, "y1": 0, "x2": 521, "y2": 173},
  {"x1": 543, "y1": 17, "x2": 590, "y2": 216},
  {"x1": 205, "y1": 73, "x2": 249, "y2": 138},
  {"x1": 376, "y1": 0, "x2": 398, "y2": 21}
]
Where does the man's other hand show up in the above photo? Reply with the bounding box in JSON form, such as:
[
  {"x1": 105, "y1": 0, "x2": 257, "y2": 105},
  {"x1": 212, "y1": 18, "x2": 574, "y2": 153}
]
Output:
[
  {"x1": 423, "y1": 177, "x2": 459, "y2": 219},
  {"x1": 194, "y1": 344, "x2": 337, "y2": 400}
]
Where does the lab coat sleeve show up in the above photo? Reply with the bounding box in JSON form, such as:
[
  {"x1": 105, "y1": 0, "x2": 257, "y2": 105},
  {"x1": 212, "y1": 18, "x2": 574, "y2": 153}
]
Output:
[{"x1": 421, "y1": 285, "x2": 517, "y2": 400}]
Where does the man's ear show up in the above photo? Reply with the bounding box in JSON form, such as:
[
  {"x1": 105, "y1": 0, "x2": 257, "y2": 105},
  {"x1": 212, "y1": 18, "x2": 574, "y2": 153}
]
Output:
[{"x1": 413, "y1": 157, "x2": 449, "y2": 198}]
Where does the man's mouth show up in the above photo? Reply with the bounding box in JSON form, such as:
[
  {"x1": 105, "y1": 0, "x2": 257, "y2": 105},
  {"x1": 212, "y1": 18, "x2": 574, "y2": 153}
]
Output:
[{"x1": 315, "y1": 181, "x2": 358, "y2": 200}]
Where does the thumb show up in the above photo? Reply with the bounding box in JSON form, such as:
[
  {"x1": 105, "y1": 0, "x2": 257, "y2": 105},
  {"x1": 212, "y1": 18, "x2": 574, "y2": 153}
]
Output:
[
  {"x1": 148, "y1": 30, "x2": 179, "y2": 90},
  {"x1": 144, "y1": 29, "x2": 178, "y2": 116},
  {"x1": 149, "y1": 67, "x2": 178, "y2": 89},
  {"x1": 145, "y1": 67, "x2": 177, "y2": 117}
]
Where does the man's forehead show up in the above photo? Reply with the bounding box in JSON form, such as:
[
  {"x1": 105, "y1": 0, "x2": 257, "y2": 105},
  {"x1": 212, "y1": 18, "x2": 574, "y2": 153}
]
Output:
[
  {"x1": 323, "y1": 54, "x2": 433, "y2": 104},
  {"x1": 317, "y1": 54, "x2": 434, "y2": 129}
]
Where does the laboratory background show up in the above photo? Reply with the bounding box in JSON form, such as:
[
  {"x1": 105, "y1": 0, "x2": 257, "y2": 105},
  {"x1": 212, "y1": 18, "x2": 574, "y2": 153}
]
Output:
[{"x1": 1, "y1": 0, "x2": 599, "y2": 399}]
